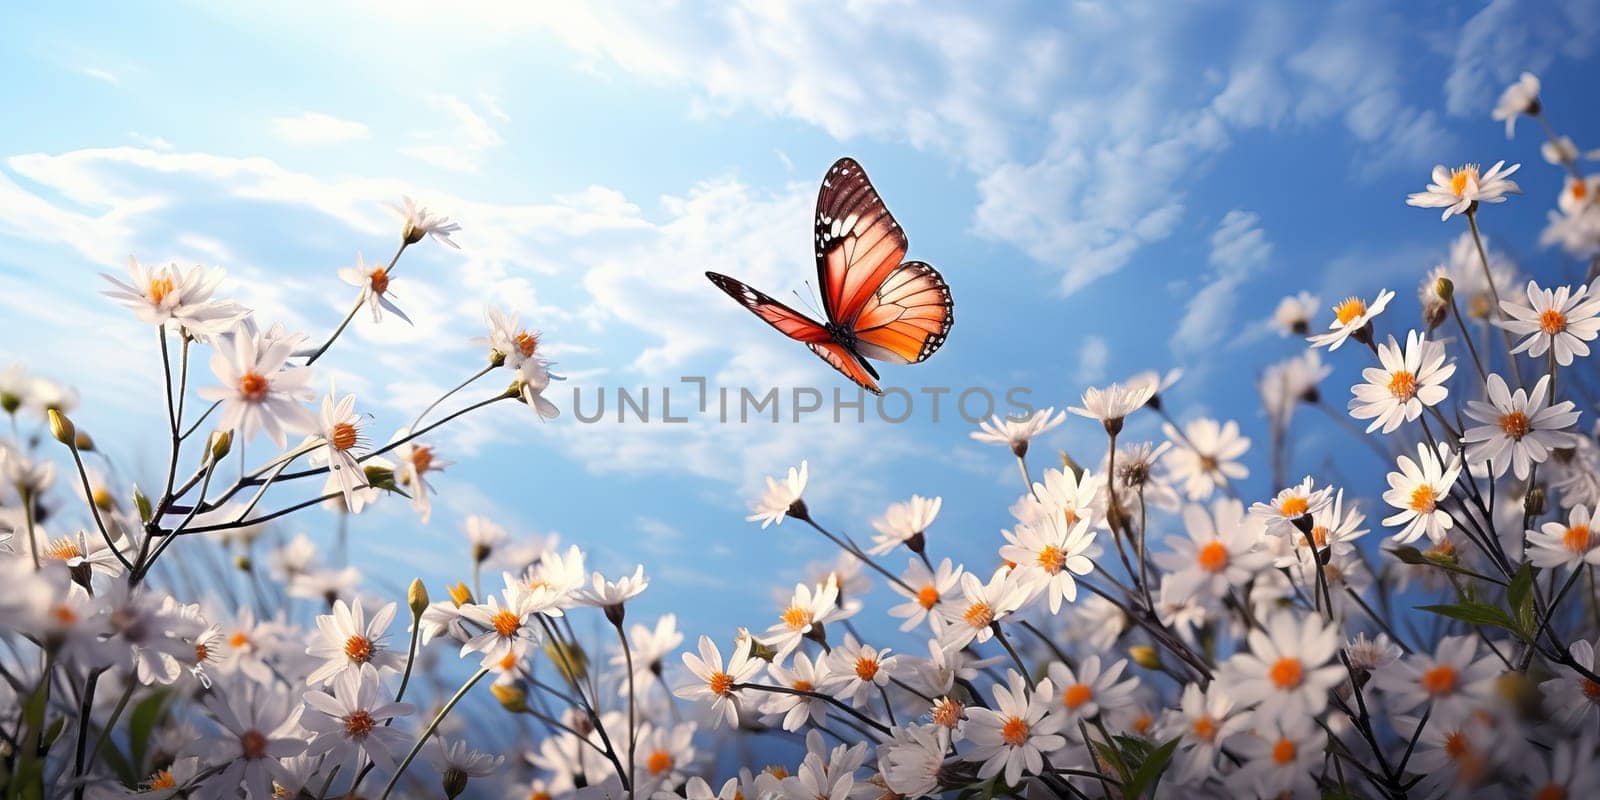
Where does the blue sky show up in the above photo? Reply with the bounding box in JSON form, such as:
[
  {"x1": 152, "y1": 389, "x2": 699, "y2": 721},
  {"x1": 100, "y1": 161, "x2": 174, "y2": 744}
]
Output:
[{"x1": 3, "y1": 0, "x2": 1599, "y2": 644}]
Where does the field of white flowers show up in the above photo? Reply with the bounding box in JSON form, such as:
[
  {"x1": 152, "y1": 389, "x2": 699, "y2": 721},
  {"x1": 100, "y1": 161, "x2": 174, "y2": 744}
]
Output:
[{"x1": 3, "y1": 71, "x2": 1600, "y2": 799}]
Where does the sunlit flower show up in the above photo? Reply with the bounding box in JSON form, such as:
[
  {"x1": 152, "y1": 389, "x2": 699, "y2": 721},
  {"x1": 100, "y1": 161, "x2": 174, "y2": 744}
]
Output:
[
  {"x1": 1462, "y1": 374, "x2": 1580, "y2": 480},
  {"x1": 933, "y1": 567, "x2": 1031, "y2": 652},
  {"x1": 195, "y1": 679, "x2": 302, "y2": 799},
  {"x1": 1382, "y1": 441, "x2": 1463, "y2": 544},
  {"x1": 1044, "y1": 654, "x2": 1139, "y2": 727},
  {"x1": 1158, "y1": 683, "x2": 1245, "y2": 786},
  {"x1": 338, "y1": 252, "x2": 411, "y2": 324},
  {"x1": 302, "y1": 663, "x2": 414, "y2": 771},
  {"x1": 1155, "y1": 498, "x2": 1271, "y2": 600},
  {"x1": 100, "y1": 257, "x2": 245, "y2": 339},
  {"x1": 761, "y1": 651, "x2": 830, "y2": 731},
  {"x1": 1069, "y1": 381, "x2": 1155, "y2": 431},
  {"x1": 1496, "y1": 279, "x2": 1600, "y2": 366},
  {"x1": 1348, "y1": 330, "x2": 1454, "y2": 433},
  {"x1": 1406, "y1": 161, "x2": 1522, "y2": 220},
  {"x1": 392, "y1": 195, "x2": 462, "y2": 248},
  {"x1": 1226, "y1": 714, "x2": 1326, "y2": 799},
  {"x1": 970, "y1": 407, "x2": 1067, "y2": 456},
  {"x1": 458, "y1": 590, "x2": 546, "y2": 668},
  {"x1": 304, "y1": 598, "x2": 403, "y2": 685},
  {"x1": 1011, "y1": 465, "x2": 1106, "y2": 529},
  {"x1": 1373, "y1": 635, "x2": 1498, "y2": 724},
  {"x1": 1492, "y1": 72, "x2": 1540, "y2": 137},
  {"x1": 867, "y1": 494, "x2": 941, "y2": 555},
  {"x1": 1308, "y1": 288, "x2": 1394, "y2": 350},
  {"x1": 426, "y1": 738, "x2": 505, "y2": 792},
  {"x1": 877, "y1": 724, "x2": 949, "y2": 797},
  {"x1": 1526, "y1": 505, "x2": 1598, "y2": 571},
  {"x1": 1163, "y1": 417, "x2": 1250, "y2": 500},
  {"x1": 963, "y1": 672, "x2": 1066, "y2": 786},
  {"x1": 820, "y1": 633, "x2": 898, "y2": 708},
  {"x1": 483, "y1": 305, "x2": 544, "y2": 370},
  {"x1": 198, "y1": 325, "x2": 315, "y2": 447},
  {"x1": 676, "y1": 635, "x2": 763, "y2": 728},
  {"x1": 998, "y1": 512, "x2": 1095, "y2": 613},
  {"x1": 888, "y1": 557, "x2": 962, "y2": 632},
  {"x1": 515, "y1": 358, "x2": 562, "y2": 420},
  {"x1": 1278, "y1": 488, "x2": 1368, "y2": 567},
  {"x1": 1250, "y1": 477, "x2": 1334, "y2": 537},
  {"x1": 1219, "y1": 610, "x2": 1342, "y2": 721},
  {"x1": 633, "y1": 721, "x2": 697, "y2": 791},
  {"x1": 747, "y1": 460, "x2": 808, "y2": 528},
  {"x1": 577, "y1": 565, "x2": 649, "y2": 619},
  {"x1": 309, "y1": 386, "x2": 371, "y2": 510},
  {"x1": 760, "y1": 576, "x2": 853, "y2": 662},
  {"x1": 392, "y1": 437, "x2": 449, "y2": 523}
]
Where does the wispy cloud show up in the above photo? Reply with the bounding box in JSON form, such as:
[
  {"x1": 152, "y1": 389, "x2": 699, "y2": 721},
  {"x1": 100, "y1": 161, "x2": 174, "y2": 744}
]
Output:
[
  {"x1": 398, "y1": 95, "x2": 507, "y2": 173},
  {"x1": 1171, "y1": 210, "x2": 1274, "y2": 357},
  {"x1": 270, "y1": 111, "x2": 371, "y2": 146},
  {"x1": 79, "y1": 66, "x2": 120, "y2": 86}
]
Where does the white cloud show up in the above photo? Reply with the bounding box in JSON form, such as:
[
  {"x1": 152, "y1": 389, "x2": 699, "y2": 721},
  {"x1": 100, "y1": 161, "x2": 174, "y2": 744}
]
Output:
[
  {"x1": 1171, "y1": 210, "x2": 1273, "y2": 356},
  {"x1": 270, "y1": 111, "x2": 371, "y2": 145},
  {"x1": 79, "y1": 67, "x2": 120, "y2": 86},
  {"x1": 1076, "y1": 336, "x2": 1110, "y2": 385},
  {"x1": 1443, "y1": 0, "x2": 1600, "y2": 119},
  {"x1": 399, "y1": 95, "x2": 507, "y2": 173}
]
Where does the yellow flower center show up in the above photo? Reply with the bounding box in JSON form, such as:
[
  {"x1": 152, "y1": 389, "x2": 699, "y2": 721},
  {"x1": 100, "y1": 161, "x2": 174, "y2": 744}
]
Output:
[
  {"x1": 148, "y1": 275, "x2": 176, "y2": 304},
  {"x1": 44, "y1": 538, "x2": 83, "y2": 561},
  {"x1": 1443, "y1": 731, "x2": 1468, "y2": 759},
  {"x1": 1278, "y1": 496, "x2": 1309, "y2": 517},
  {"x1": 1063, "y1": 508, "x2": 1080, "y2": 526},
  {"x1": 854, "y1": 656, "x2": 880, "y2": 681},
  {"x1": 708, "y1": 671, "x2": 734, "y2": 695},
  {"x1": 1191, "y1": 716, "x2": 1217, "y2": 741},
  {"x1": 1387, "y1": 370, "x2": 1417, "y2": 400},
  {"x1": 1409, "y1": 485, "x2": 1437, "y2": 514},
  {"x1": 1196, "y1": 541, "x2": 1229, "y2": 573},
  {"x1": 515, "y1": 330, "x2": 540, "y2": 358},
  {"x1": 931, "y1": 697, "x2": 963, "y2": 728},
  {"x1": 368, "y1": 268, "x2": 389, "y2": 294},
  {"x1": 492, "y1": 609, "x2": 521, "y2": 638},
  {"x1": 50, "y1": 605, "x2": 78, "y2": 625},
  {"x1": 1564, "y1": 524, "x2": 1593, "y2": 554},
  {"x1": 344, "y1": 709, "x2": 376, "y2": 738},
  {"x1": 1063, "y1": 684, "x2": 1093, "y2": 710},
  {"x1": 647, "y1": 750, "x2": 674, "y2": 775},
  {"x1": 1420, "y1": 665, "x2": 1458, "y2": 696},
  {"x1": 1001, "y1": 716, "x2": 1030, "y2": 746},
  {"x1": 792, "y1": 679, "x2": 814, "y2": 691},
  {"x1": 781, "y1": 606, "x2": 813, "y2": 631},
  {"x1": 229, "y1": 631, "x2": 251, "y2": 649},
  {"x1": 1333, "y1": 297, "x2": 1367, "y2": 326},
  {"x1": 1037, "y1": 545, "x2": 1066, "y2": 574},
  {"x1": 1449, "y1": 165, "x2": 1479, "y2": 197},
  {"x1": 329, "y1": 421, "x2": 358, "y2": 451},
  {"x1": 1540, "y1": 308, "x2": 1568, "y2": 335},
  {"x1": 239, "y1": 372, "x2": 269, "y2": 402},
  {"x1": 344, "y1": 635, "x2": 373, "y2": 663},
  {"x1": 1269, "y1": 657, "x2": 1304, "y2": 689},
  {"x1": 1272, "y1": 737, "x2": 1297, "y2": 765},
  {"x1": 963, "y1": 601, "x2": 994, "y2": 628},
  {"x1": 1498, "y1": 410, "x2": 1530, "y2": 439},
  {"x1": 146, "y1": 768, "x2": 177, "y2": 790},
  {"x1": 916, "y1": 585, "x2": 940, "y2": 610}
]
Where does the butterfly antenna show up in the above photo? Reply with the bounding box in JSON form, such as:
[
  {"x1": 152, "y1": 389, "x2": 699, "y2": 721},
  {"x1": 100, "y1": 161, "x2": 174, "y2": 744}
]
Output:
[{"x1": 794, "y1": 283, "x2": 823, "y2": 318}]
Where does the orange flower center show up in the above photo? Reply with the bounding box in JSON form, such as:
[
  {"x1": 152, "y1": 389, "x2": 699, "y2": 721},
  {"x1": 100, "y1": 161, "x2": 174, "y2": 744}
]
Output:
[
  {"x1": 1333, "y1": 297, "x2": 1367, "y2": 326},
  {"x1": 410, "y1": 445, "x2": 434, "y2": 474},
  {"x1": 963, "y1": 601, "x2": 994, "y2": 628},
  {"x1": 240, "y1": 729, "x2": 267, "y2": 759},
  {"x1": 1541, "y1": 308, "x2": 1568, "y2": 335},
  {"x1": 1496, "y1": 409, "x2": 1531, "y2": 439},
  {"x1": 1535, "y1": 784, "x2": 1567, "y2": 800},
  {"x1": 195, "y1": 643, "x2": 210, "y2": 663},
  {"x1": 368, "y1": 268, "x2": 389, "y2": 294},
  {"x1": 1000, "y1": 716, "x2": 1030, "y2": 746},
  {"x1": 1132, "y1": 712, "x2": 1153, "y2": 734},
  {"x1": 1387, "y1": 370, "x2": 1417, "y2": 400},
  {"x1": 1583, "y1": 679, "x2": 1600, "y2": 701},
  {"x1": 1572, "y1": 179, "x2": 1590, "y2": 201},
  {"x1": 932, "y1": 697, "x2": 963, "y2": 728},
  {"x1": 1037, "y1": 545, "x2": 1066, "y2": 574},
  {"x1": 781, "y1": 606, "x2": 813, "y2": 631},
  {"x1": 515, "y1": 331, "x2": 540, "y2": 358},
  {"x1": 1272, "y1": 737, "x2": 1297, "y2": 765},
  {"x1": 329, "y1": 421, "x2": 358, "y2": 451},
  {"x1": 344, "y1": 709, "x2": 376, "y2": 738},
  {"x1": 239, "y1": 372, "x2": 269, "y2": 402},
  {"x1": 1063, "y1": 508, "x2": 1080, "y2": 526},
  {"x1": 1449, "y1": 166, "x2": 1479, "y2": 197},
  {"x1": 647, "y1": 750, "x2": 674, "y2": 775},
  {"x1": 146, "y1": 768, "x2": 177, "y2": 790},
  {"x1": 1443, "y1": 730, "x2": 1469, "y2": 758},
  {"x1": 1196, "y1": 541, "x2": 1229, "y2": 573},
  {"x1": 854, "y1": 656, "x2": 880, "y2": 681},
  {"x1": 1063, "y1": 683, "x2": 1093, "y2": 710},
  {"x1": 148, "y1": 275, "x2": 176, "y2": 304},
  {"x1": 1279, "y1": 496, "x2": 1309, "y2": 517},
  {"x1": 916, "y1": 585, "x2": 940, "y2": 609},
  {"x1": 1564, "y1": 524, "x2": 1592, "y2": 554},
  {"x1": 1409, "y1": 485, "x2": 1438, "y2": 514},
  {"x1": 50, "y1": 605, "x2": 78, "y2": 625},
  {"x1": 1308, "y1": 525, "x2": 1330, "y2": 548},
  {"x1": 344, "y1": 635, "x2": 373, "y2": 663},
  {"x1": 44, "y1": 538, "x2": 83, "y2": 561},
  {"x1": 1191, "y1": 716, "x2": 1217, "y2": 741},
  {"x1": 492, "y1": 608, "x2": 521, "y2": 638},
  {"x1": 708, "y1": 671, "x2": 734, "y2": 695},
  {"x1": 1420, "y1": 665, "x2": 1458, "y2": 696},
  {"x1": 229, "y1": 631, "x2": 251, "y2": 649},
  {"x1": 792, "y1": 679, "x2": 814, "y2": 691},
  {"x1": 1269, "y1": 657, "x2": 1304, "y2": 689}
]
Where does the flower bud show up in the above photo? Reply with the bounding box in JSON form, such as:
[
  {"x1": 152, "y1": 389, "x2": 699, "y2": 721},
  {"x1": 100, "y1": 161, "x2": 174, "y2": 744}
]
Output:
[
  {"x1": 442, "y1": 766, "x2": 469, "y2": 799},
  {"x1": 1433, "y1": 276, "x2": 1454, "y2": 303},
  {"x1": 74, "y1": 431, "x2": 95, "y2": 452},
  {"x1": 363, "y1": 465, "x2": 397, "y2": 491},
  {"x1": 544, "y1": 639, "x2": 589, "y2": 685},
  {"x1": 234, "y1": 555, "x2": 253, "y2": 572},
  {"x1": 47, "y1": 409, "x2": 75, "y2": 445},
  {"x1": 91, "y1": 487, "x2": 115, "y2": 513},
  {"x1": 446, "y1": 582, "x2": 474, "y2": 607},
  {"x1": 401, "y1": 221, "x2": 425, "y2": 246},
  {"x1": 409, "y1": 578, "x2": 430, "y2": 619},
  {"x1": 208, "y1": 430, "x2": 233, "y2": 464},
  {"x1": 0, "y1": 392, "x2": 19, "y2": 414},
  {"x1": 133, "y1": 486, "x2": 153, "y2": 523},
  {"x1": 1524, "y1": 486, "x2": 1546, "y2": 518},
  {"x1": 1129, "y1": 645, "x2": 1161, "y2": 670},
  {"x1": 490, "y1": 681, "x2": 529, "y2": 713}
]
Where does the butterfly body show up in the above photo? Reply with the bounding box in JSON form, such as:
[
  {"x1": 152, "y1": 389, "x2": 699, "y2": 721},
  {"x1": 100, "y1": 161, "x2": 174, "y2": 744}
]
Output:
[{"x1": 706, "y1": 158, "x2": 953, "y2": 395}]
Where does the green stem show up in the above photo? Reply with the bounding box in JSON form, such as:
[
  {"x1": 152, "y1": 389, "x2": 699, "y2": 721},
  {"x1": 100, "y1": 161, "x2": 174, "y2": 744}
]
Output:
[{"x1": 379, "y1": 667, "x2": 490, "y2": 800}]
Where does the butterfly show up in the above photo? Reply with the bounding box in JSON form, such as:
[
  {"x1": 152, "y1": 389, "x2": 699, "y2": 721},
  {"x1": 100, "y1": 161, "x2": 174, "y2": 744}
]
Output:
[{"x1": 706, "y1": 158, "x2": 953, "y2": 395}]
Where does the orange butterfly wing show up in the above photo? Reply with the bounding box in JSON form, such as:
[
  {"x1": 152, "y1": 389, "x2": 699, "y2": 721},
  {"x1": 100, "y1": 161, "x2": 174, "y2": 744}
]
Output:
[
  {"x1": 814, "y1": 159, "x2": 952, "y2": 364},
  {"x1": 705, "y1": 271, "x2": 882, "y2": 394}
]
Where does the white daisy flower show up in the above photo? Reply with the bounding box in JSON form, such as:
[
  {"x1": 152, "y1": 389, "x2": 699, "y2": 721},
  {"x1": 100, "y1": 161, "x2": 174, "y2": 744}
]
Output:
[
  {"x1": 304, "y1": 598, "x2": 404, "y2": 686},
  {"x1": 1382, "y1": 441, "x2": 1463, "y2": 545},
  {"x1": 867, "y1": 494, "x2": 941, "y2": 555},
  {"x1": 970, "y1": 407, "x2": 1067, "y2": 456},
  {"x1": 577, "y1": 565, "x2": 649, "y2": 620},
  {"x1": 1526, "y1": 505, "x2": 1598, "y2": 572},
  {"x1": 887, "y1": 557, "x2": 962, "y2": 632},
  {"x1": 1157, "y1": 683, "x2": 1245, "y2": 786},
  {"x1": 482, "y1": 306, "x2": 543, "y2": 369},
  {"x1": 392, "y1": 438, "x2": 449, "y2": 523},
  {"x1": 1406, "y1": 161, "x2": 1522, "y2": 220},
  {"x1": 198, "y1": 325, "x2": 316, "y2": 447},
  {"x1": 1155, "y1": 498, "x2": 1271, "y2": 600},
  {"x1": 100, "y1": 257, "x2": 245, "y2": 340},
  {"x1": 302, "y1": 663, "x2": 414, "y2": 771},
  {"x1": 759, "y1": 576, "x2": 854, "y2": 662},
  {"x1": 1163, "y1": 417, "x2": 1250, "y2": 500},
  {"x1": 761, "y1": 651, "x2": 830, "y2": 731},
  {"x1": 933, "y1": 567, "x2": 1032, "y2": 652},
  {"x1": 1541, "y1": 637, "x2": 1600, "y2": 729},
  {"x1": 426, "y1": 738, "x2": 505, "y2": 796},
  {"x1": 194, "y1": 679, "x2": 302, "y2": 798},
  {"x1": 1226, "y1": 714, "x2": 1326, "y2": 800},
  {"x1": 1278, "y1": 488, "x2": 1368, "y2": 568},
  {"x1": 997, "y1": 512, "x2": 1095, "y2": 614},
  {"x1": 1044, "y1": 654, "x2": 1140, "y2": 727},
  {"x1": 1011, "y1": 466, "x2": 1106, "y2": 529},
  {"x1": 1344, "y1": 632, "x2": 1401, "y2": 672},
  {"x1": 747, "y1": 460, "x2": 808, "y2": 528},
  {"x1": 515, "y1": 358, "x2": 562, "y2": 420},
  {"x1": 309, "y1": 387, "x2": 371, "y2": 511},
  {"x1": 1492, "y1": 72, "x2": 1540, "y2": 138},
  {"x1": 1544, "y1": 135, "x2": 1580, "y2": 166},
  {"x1": 1250, "y1": 477, "x2": 1334, "y2": 537},
  {"x1": 457, "y1": 590, "x2": 546, "y2": 669},
  {"x1": 1372, "y1": 635, "x2": 1498, "y2": 724},
  {"x1": 1273, "y1": 291, "x2": 1319, "y2": 336},
  {"x1": 338, "y1": 252, "x2": 411, "y2": 324},
  {"x1": 1348, "y1": 330, "x2": 1454, "y2": 433},
  {"x1": 1219, "y1": 610, "x2": 1342, "y2": 721},
  {"x1": 877, "y1": 724, "x2": 949, "y2": 797},
  {"x1": 392, "y1": 195, "x2": 462, "y2": 248},
  {"x1": 634, "y1": 722, "x2": 697, "y2": 790},
  {"x1": 1496, "y1": 279, "x2": 1600, "y2": 366},
  {"x1": 1260, "y1": 350, "x2": 1332, "y2": 428},
  {"x1": 674, "y1": 635, "x2": 763, "y2": 728},
  {"x1": 1462, "y1": 374, "x2": 1580, "y2": 480},
  {"x1": 820, "y1": 633, "x2": 897, "y2": 709},
  {"x1": 1069, "y1": 381, "x2": 1155, "y2": 431},
  {"x1": 1308, "y1": 289, "x2": 1395, "y2": 350},
  {"x1": 963, "y1": 672, "x2": 1067, "y2": 787}
]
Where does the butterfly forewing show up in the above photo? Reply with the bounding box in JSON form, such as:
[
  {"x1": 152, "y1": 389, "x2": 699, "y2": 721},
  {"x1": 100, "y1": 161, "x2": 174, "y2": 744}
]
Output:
[{"x1": 814, "y1": 158, "x2": 909, "y2": 326}]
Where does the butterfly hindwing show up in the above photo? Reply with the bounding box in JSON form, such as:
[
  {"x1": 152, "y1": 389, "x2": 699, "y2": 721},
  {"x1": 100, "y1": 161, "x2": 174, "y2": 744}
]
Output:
[{"x1": 851, "y1": 260, "x2": 953, "y2": 364}]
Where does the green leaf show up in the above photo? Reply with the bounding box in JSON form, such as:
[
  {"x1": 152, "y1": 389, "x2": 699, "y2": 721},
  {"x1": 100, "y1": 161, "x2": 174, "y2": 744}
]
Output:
[
  {"x1": 127, "y1": 689, "x2": 170, "y2": 775},
  {"x1": 1509, "y1": 563, "x2": 1537, "y2": 635},
  {"x1": 1417, "y1": 601, "x2": 1521, "y2": 636},
  {"x1": 1124, "y1": 736, "x2": 1181, "y2": 799}
]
